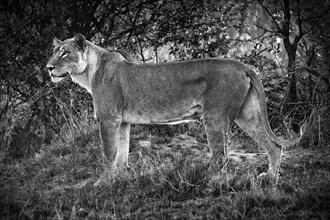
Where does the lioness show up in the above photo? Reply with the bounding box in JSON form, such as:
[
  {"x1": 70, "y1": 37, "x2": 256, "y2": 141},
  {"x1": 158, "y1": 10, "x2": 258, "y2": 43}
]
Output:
[{"x1": 47, "y1": 34, "x2": 301, "y2": 180}]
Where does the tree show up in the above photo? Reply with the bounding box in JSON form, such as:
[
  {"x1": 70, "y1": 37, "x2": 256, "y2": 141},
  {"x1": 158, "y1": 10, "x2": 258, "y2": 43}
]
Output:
[{"x1": 254, "y1": 0, "x2": 329, "y2": 112}]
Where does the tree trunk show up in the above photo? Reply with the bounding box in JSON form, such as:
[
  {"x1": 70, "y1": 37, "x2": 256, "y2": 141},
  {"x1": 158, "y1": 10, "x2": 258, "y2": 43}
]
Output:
[{"x1": 280, "y1": 39, "x2": 298, "y2": 112}]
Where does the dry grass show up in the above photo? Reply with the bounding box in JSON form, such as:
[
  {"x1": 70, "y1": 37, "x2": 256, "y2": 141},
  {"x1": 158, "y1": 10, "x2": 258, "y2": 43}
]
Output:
[{"x1": 1, "y1": 118, "x2": 330, "y2": 219}]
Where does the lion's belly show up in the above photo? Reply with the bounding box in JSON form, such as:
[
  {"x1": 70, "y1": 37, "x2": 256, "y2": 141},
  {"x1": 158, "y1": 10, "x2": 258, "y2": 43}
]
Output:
[{"x1": 122, "y1": 101, "x2": 203, "y2": 124}]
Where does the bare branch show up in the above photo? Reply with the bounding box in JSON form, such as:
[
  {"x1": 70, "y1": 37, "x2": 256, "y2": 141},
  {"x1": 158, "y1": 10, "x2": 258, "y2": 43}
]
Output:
[
  {"x1": 301, "y1": 23, "x2": 315, "y2": 36},
  {"x1": 296, "y1": 0, "x2": 303, "y2": 39},
  {"x1": 296, "y1": 66, "x2": 330, "y2": 85},
  {"x1": 256, "y1": 24, "x2": 281, "y2": 34},
  {"x1": 282, "y1": 0, "x2": 291, "y2": 37},
  {"x1": 248, "y1": 48, "x2": 268, "y2": 60},
  {"x1": 257, "y1": 0, "x2": 284, "y2": 34},
  {"x1": 301, "y1": 8, "x2": 329, "y2": 23}
]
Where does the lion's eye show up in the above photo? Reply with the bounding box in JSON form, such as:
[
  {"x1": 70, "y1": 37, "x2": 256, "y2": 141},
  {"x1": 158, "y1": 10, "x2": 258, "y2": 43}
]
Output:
[{"x1": 60, "y1": 51, "x2": 69, "y2": 58}]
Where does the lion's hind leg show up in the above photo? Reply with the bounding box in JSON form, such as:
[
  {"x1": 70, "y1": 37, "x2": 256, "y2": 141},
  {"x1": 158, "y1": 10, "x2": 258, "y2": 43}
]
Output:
[
  {"x1": 235, "y1": 89, "x2": 282, "y2": 182},
  {"x1": 203, "y1": 116, "x2": 234, "y2": 176}
]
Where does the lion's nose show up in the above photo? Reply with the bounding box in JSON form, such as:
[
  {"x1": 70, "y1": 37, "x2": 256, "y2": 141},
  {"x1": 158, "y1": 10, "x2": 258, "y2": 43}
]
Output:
[{"x1": 47, "y1": 65, "x2": 55, "y2": 72}]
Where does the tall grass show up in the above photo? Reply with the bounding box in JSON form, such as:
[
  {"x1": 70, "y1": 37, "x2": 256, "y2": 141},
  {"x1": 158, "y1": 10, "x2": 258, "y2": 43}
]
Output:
[
  {"x1": 2, "y1": 100, "x2": 330, "y2": 219},
  {"x1": 52, "y1": 96, "x2": 97, "y2": 144},
  {"x1": 300, "y1": 102, "x2": 330, "y2": 148}
]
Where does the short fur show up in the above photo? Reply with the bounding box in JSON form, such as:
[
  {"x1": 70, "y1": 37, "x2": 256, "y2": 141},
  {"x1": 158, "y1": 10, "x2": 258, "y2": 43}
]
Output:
[{"x1": 47, "y1": 34, "x2": 301, "y2": 180}]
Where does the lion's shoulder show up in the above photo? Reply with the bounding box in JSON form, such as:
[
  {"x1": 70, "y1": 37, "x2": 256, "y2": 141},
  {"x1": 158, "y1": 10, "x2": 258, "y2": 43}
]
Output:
[{"x1": 107, "y1": 50, "x2": 138, "y2": 63}]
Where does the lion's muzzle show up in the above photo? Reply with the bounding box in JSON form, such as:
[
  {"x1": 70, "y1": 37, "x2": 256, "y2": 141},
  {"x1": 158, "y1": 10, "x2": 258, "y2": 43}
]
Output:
[{"x1": 46, "y1": 64, "x2": 69, "y2": 82}]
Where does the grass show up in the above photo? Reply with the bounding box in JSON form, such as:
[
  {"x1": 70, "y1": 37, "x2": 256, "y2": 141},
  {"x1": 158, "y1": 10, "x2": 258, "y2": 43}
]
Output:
[{"x1": 1, "y1": 122, "x2": 330, "y2": 219}]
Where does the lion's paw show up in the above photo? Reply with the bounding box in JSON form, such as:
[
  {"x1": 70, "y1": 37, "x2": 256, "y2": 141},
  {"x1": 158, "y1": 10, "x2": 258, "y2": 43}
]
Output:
[{"x1": 257, "y1": 172, "x2": 278, "y2": 186}]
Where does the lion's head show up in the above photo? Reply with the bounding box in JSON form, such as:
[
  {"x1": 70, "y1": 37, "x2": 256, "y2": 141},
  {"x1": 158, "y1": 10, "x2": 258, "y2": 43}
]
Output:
[{"x1": 46, "y1": 34, "x2": 88, "y2": 83}]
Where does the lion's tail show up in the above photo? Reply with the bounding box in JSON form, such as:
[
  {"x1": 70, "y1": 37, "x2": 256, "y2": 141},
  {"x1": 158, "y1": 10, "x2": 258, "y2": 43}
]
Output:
[{"x1": 246, "y1": 69, "x2": 303, "y2": 146}]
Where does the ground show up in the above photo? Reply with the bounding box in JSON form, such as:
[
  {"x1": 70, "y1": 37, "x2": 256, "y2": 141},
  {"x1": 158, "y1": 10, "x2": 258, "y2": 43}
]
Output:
[{"x1": 1, "y1": 123, "x2": 330, "y2": 219}]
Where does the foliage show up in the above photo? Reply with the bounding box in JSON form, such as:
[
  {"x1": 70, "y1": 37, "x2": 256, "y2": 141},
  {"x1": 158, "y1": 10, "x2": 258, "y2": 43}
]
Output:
[
  {"x1": 0, "y1": 0, "x2": 92, "y2": 155},
  {"x1": 249, "y1": 0, "x2": 330, "y2": 107}
]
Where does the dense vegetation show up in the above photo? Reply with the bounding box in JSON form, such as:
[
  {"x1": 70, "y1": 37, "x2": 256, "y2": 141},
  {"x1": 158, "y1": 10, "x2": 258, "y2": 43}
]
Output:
[{"x1": 1, "y1": 0, "x2": 330, "y2": 219}]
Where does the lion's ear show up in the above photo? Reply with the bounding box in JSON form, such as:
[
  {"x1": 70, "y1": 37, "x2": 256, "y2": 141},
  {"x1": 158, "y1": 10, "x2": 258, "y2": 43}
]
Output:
[
  {"x1": 73, "y1": 33, "x2": 86, "y2": 51},
  {"x1": 53, "y1": 37, "x2": 62, "y2": 48}
]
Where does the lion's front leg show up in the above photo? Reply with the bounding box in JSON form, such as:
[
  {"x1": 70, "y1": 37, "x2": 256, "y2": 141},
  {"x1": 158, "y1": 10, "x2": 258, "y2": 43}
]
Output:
[
  {"x1": 115, "y1": 122, "x2": 130, "y2": 167},
  {"x1": 98, "y1": 118, "x2": 121, "y2": 168}
]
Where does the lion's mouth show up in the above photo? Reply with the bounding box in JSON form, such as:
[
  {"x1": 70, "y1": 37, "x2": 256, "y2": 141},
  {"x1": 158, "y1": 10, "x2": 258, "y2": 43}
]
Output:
[{"x1": 51, "y1": 72, "x2": 69, "y2": 78}]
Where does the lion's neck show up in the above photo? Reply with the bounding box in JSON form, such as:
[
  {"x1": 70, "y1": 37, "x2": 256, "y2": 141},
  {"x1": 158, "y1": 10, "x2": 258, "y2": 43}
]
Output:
[
  {"x1": 71, "y1": 42, "x2": 105, "y2": 94},
  {"x1": 70, "y1": 42, "x2": 128, "y2": 94}
]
